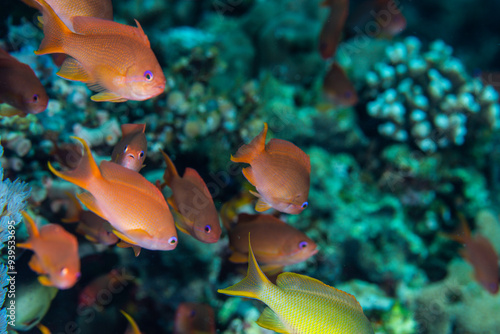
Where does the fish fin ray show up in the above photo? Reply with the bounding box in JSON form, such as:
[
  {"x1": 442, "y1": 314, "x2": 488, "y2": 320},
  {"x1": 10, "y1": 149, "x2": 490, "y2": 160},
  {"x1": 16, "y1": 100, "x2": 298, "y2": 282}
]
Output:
[
  {"x1": 21, "y1": 211, "x2": 40, "y2": 238},
  {"x1": 57, "y1": 58, "x2": 92, "y2": 82},
  {"x1": 231, "y1": 123, "x2": 268, "y2": 163},
  {"x1": 160, "y1": 150, "x2": 179, "y2": 187},
  {"x1": 277, "y1": 272, "x2": 363, "y2": 312},
  {"x1": 267, "y1": 138, "x2": 310, "y2": 173},
  {"x1": 255, "y1": 198, "x2": 272, "y2": 212},
  {"x1": 256, "y1": 307, "x2": 289, "y2": 333},
  {"x1": 90, "y1": 91, "x2": 126, "y2": 102},
  {"x1": 242, "y1": 167, "x2": 257, "y2": 186},
  {"x1": 76, "y1": 192, "x2": 107, "y2": 220}
]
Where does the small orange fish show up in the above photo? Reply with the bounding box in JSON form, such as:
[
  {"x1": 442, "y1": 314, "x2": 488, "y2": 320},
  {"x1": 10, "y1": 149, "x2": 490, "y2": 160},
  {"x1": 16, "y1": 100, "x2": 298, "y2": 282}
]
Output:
[
  {"x1": 33, "y1": 0, "x2": 165, "y2": 102},
  {"x1": 227, "y1": 213, "x2": 318, "y2": 274},
  {"x1": 323, "y1": 62, "x2": 358, "y2": 107},
  {"x1": 121, "y1": 310, "x2": 142, "y2": 334},
  {"x1": 318, "y1": 0, "x2": 349, "y2": 59},
  {"x1": 111, "y1": 124, "x2": 147, "y2": 172},
  {"x1": 17, "y1": 211, "x2": 80, "y2": 289},
  {"x1": 161, "y1": 151, "x2": 221, "y2": 243},
  {"x1": 0, "y1": 49, "x2": 48, "y2": 116},
  {"x1": 449, "y1": 216, "x2": 499, "y2": 294},
  {"x1": 22, "y1": 0, "x2": 113, "y2": 32},
  {"x1": 174, "y1": 303, "x2": 216, "y2": 334},
  {"x1": 231, "y1": 123, "x2": 310, "y2": 214},
  {"x1": 48, "y1": 137, "x2": 178, "y2": 252},
  {"x1": 62, "y1": 192, "x2": 119, "y2": 246}
]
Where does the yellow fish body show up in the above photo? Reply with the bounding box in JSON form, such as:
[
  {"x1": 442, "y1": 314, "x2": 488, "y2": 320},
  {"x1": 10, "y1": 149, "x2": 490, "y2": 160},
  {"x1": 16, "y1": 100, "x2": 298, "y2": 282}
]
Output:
[
  {"x1": 218, "y1": 239, "x2": 373, "y2": 334},
  {"x1": 48, "y1": 137, "x2": 178, "y2": 252}
]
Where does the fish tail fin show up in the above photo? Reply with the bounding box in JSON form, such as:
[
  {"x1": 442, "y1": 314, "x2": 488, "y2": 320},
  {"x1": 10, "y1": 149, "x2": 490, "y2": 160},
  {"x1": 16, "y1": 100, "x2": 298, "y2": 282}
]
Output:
[
  {"x1": 48, "y1": 137, "x2": 102, "y2": 191},
  {"x1": 218, "y1": 234, "x2": 271, "y2": 300},
  {"x1": 21, "y1": 211, "x2": 40, "y2": 239},
  {"x1": 33, "y1": 0, "x2": 70, "y2": 55},
  {"x1": 61, "y1": 191, "x2": 82, "y2": 223},
  {"x1": 231, "y1": 123, "x2": 268, "y2": 164},
  {"x1": 160, "y1": 150, "x2": 178, "y2": 187}
]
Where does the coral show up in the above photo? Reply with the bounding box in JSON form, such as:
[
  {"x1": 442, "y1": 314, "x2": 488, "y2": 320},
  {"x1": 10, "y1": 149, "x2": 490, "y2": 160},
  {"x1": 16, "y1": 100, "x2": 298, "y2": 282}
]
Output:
[{"x1": 362, "y1": 36, "x2": 500, "y2": 153}]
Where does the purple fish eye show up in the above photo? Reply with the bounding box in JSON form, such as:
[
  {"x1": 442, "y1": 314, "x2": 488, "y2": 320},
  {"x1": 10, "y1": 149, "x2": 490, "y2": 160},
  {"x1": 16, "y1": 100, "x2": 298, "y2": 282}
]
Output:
[
  {"x1": 301, "y1": 202, "x2": 308, "y2": 209},
  {"x1": 32, "y1": 94, "x2": 39, "y2": 102},
  {"x1": 144, "y1": 70, "x2": 153, "y2": 81},
  {"x1": 168, "y1": 236, "x2": 177, "y2": 245},
  {"x1": 139, "y1": 151, "x2": 145, "y2": 158},
  {"x1": 299, "y1": 241, "x2": 308, "y2": 249},
  {"x1": 123, "y1": 145, "x2": 128, "y2": 153},
  {"x1": 76, "y1": 272, "x2": 82, "y2": 279},
  {"x1": 204, "y1": 225, "x2": 211, "y2": 233},
  {"x1": 189, "y1": 310, "x2": 196, "y2": 318}
]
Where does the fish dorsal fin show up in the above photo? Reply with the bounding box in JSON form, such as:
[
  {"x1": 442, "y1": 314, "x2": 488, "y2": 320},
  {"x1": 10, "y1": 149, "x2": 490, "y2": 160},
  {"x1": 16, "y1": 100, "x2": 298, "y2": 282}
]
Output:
[
  {"x1": 100, "y1": 161, "x2": 165, "y2": 203},
  {"x1": 231, "y1": 123, "x2": 268, "y2": 164},
  {"x1": 183, "y1": 168, "x2": 211, "y2": 197},
  {"x1": 121, "y1": 123, "x2": 146, "y2": 136},
  {"x1": 256, "y1": 307, "x2": 289, "y2": 334},
  {"x1": 21, "y1": 211, "x2": 40, "y2": 238},
  {"x1": 266, "y1": 139, "x2": 311, "y2": 174},
  {"x1": 277, "y1": 272, "x2": 363, "y2": 313},
  {"x1": 161, "y1": 150, "x2": 179, "y2": 187},
  {"x1": 71, "y1": 16, "x2": 150, "y2": 47}
]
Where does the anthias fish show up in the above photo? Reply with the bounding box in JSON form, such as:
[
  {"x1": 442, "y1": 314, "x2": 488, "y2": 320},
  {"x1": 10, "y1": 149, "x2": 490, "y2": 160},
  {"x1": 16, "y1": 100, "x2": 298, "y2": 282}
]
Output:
[
  {"x1": 319, "y1": 0, "x2": 349, "y2": 59},
  {"x1": 33, "y1": 0, "x2": 165, "y2": 102},
  {"x1": 17, "y1": 212, "x2": 80, "y2": 289},
  {"x1": 231, "y1": 123, "x2": 310, "y2": 214},
  {"x1": 112, "y1": 124, "x2": 147, "y2": 172},
  {"x1": 0, "y1": 49, "x2": 48, "y2": 116},
  {"x1": 161, "y1": 150, "x2": 221, "y2": 243},
  {"x1": 323, "y1": 62, "x2": 358, "y2": 107},
  {"x1": 48, "y1": 137, "x2": 178, "y2": 252},
  {"x1": 218, "y1": 238, "x2": 374, "y2": 334}
]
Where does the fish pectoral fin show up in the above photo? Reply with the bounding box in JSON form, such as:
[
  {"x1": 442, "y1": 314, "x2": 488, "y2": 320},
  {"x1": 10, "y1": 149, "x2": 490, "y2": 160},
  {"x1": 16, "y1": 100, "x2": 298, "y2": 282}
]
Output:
[
  {"x1": 38, "y1": 275, "x2": 54, "y2": 287},
  {"x1": 228, "y1": 252, "x2": 248, "y2": 263},
  {"x1": 242, "y1": 167, "x2": 257, "y2": 186},
  {"x1": 57, "y1": 58, "x2": 92, "y2": 82},
  {"x1": 255, "y1": 198, "x2": 272, "y2": 212},
  {"x1": 116, "y1": 241, "x2": 142, "y2": 257},
  {"x1": 90, "y1": 91, "x2": 127, "y2": 102},
  {"x1": 28, "y1": 256, "x2": 46, "y2": 274},
  {"x1": 114, "y1": 228, "x2": 152, "y2": 243},
  {"x1": 0, "y1": 105, "x2": 26, "y2": 117},
  {"x1": 76, "y1": 192, "x2": 107, "y2": 220},
  {"x1": 256, "y1": 307, "x2": 289, "y2": 334}
]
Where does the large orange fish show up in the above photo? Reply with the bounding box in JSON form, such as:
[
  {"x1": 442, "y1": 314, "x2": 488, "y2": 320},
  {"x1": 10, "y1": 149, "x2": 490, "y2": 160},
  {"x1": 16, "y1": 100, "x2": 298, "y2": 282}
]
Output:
[
  {"x1": 48, "y1": 137, "x2": 178, "y2": 252},
  {"x1": 22, "y1": 0, "x2": 113, "y2": 32},
  {"x1": 161, "y1": 151, "x2": 221, "y2": 243},
  {"x1": 174, "y1": 303, "x2": 216, "y2": 334},
  {"x1": 318, "y1": 0, "x2": 349, "y2": 59},
  {"x1": 0, "y1": 49, "x2": 48, "y2": 116},
  {"x1": 17, "y1": 212, "x2": 80, "y2": 290},
  {"x1": 323, "y1": 62, "x2": 358, "y2": 107},
  {"x1": 33, "y1": 0, "x2": 165, "y2": 102},
  {"x1": 449, "y1": 216, "x2": 499, "y2": 294},
  {"x1": 231, "y1": 123, "x2": 310, "y2": 214},
  {"x1": 227, "y1": 213, "x2": 318, "y2": 274},
  {"x1": 111, "y1": 124, "x2": 147, "y2": 172}
]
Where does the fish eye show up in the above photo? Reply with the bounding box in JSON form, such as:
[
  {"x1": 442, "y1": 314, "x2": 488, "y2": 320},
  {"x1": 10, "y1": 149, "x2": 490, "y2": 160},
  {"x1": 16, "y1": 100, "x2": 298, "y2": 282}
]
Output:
[
  {"x1": 144, "y1": 70, "x2": 153, "y2": 81},
  {"x1": 33, "y1": 94, "x2": 39, "y2": 102},
  {"x1": 76, "y1": 272, "x2": 81, "y2": 279},
  {"x1": 60, "y1": 267, "x2": 69, "y2": 276},
  {"x1": 344, "y1": 91, "x2": 352, "y2": 99},
  {"x1": 139, "y1": 151, "x2": 144, "y2": 158},
  {"x1": 189, "y1": 310, "x2": 196, "y2": 318},
  {"x1": 168, "y1": 236, "x2": 177, "y2": 245},
  {"x1": 204, "y1": 225, "x2": 211, "y2": 233},
  {"x1": 123, "y1": 145, "x2": 128, "y2": 153},
  {"x1": 299, "y1": 241, "x2": 308, "y2": 249},
  {"x1": 301, "y1": 202, "x2": 308, "y2": 209}
]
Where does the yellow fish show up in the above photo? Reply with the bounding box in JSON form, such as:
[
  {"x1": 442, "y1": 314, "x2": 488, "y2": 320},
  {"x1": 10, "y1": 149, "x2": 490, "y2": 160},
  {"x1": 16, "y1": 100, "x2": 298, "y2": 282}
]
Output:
[
  {"x1": 48, "y1": 137, "x2": 178, "y2": 252},
  {"x1": 218, "y1": 238, "x2": 374, "y2": 334}
]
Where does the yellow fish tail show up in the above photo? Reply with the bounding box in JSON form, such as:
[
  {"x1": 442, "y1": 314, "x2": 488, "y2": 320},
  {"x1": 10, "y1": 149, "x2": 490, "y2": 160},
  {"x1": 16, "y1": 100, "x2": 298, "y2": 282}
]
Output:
[
  {"x1": 33, "y1": 0, "x2": 70, "y2": 55},
  {"x1": 48, "y1": 137, "x2": 102, "y2": 191},
  {"x1": 160, "y1": 150, "x2": 178, "y2": 188},
  {"x1": 231, "y1": 123, "x2": 268, "y2": 164},
  {"x1": 218, "y1": 235, "x2": 271, "y2": 300}
]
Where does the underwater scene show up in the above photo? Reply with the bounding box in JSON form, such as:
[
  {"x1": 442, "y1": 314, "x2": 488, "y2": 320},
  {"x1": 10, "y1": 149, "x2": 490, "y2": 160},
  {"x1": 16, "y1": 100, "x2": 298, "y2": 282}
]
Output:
[{"x1": 1, "y1": 0, "x2": 500, "y2": 333}]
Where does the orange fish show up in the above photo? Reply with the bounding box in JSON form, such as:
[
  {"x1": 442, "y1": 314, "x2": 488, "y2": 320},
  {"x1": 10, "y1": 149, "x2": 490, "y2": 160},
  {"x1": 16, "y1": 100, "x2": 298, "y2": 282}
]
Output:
[
  {"x1": 449, "y1": 216, "x2": 499, "y2": 294},
  {"x1": 318, "y1": 0, "x2": 349, "y2": 59},
  {"x1": 17, "y1": 211, "x2": 80, "y2": 289},
  {"x1": 323, "y1": 62, "x2": 358, "y2": 107},
  {"x1": 33, "y1": 0, "x2": 166, "y2": 102},
  {"x1": 174, "y1": 303, "x2": 216, "y2": 334},
  {"x1": 48, "y1": 137, "x2": 178, "y2": 252},
  {"x1": 161, "y1": 151, "x2": 221, "y2": 243},
  {"x1": 227, "y1": 213, "x2": 318, "y2": 274},
  {"x1": 231, "y1": 123, "x2": 310, "y2": 214},
  {"x1": 22, "y1": 0, "x2": 113, "y2": 32},
  {"x1": 0, "y1": 49, "x2": 48, "y2": 116},
  {"x1": 111, "y1": 124, "x2": 147, "y2": 172},
  {"x1": 62, "y1": 192, "x2": 119, "y2": 246}
]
